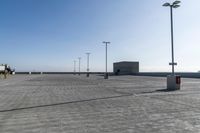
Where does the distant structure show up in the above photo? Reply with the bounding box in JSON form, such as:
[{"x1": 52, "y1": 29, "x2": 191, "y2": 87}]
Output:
[
  {"x1": 113, "y1": 61, "x2": 139, "y2": 75},
  {"x1": 0, "y1": 64, "x2": 15, "y2": 78}
]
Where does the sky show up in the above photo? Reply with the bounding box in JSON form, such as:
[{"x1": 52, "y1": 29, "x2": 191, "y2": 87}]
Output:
[{"x1": 0, "y1": 0, "x2": 199, "y2": 72}]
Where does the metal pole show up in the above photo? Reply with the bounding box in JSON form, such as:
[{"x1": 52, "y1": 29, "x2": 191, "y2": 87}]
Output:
[
  {"x1": 78, "y1": 57, "x2": 81, "y2": 75},
  {"x1": 74, "y1": 60, "x2": 76, "y2": 75},
  {"x1": 170, "y1": 6, "x2": 175, "y2": 75},
  {"x1": 106, "y1": 43, "x2": 107, "y2": 74},
  {"x1": 102, "y1": 41, "x2": 110, "y2": 79},
  {"x1": 86, "y1": 53, "x2": 90, "y2": 77}
]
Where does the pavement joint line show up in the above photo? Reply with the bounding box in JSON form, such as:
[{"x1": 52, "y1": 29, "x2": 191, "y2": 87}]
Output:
[
  {"x1": 107, "y1": 87, "x2": 134, "y2": 96},
  {"x1": 0, "y1": 94, "x2": 133, "y2": 113},
  {"x1": 141, "y1": 95, "x2": 200, "y2": 110},
  {"x1": 135, "y1": 91, "x2": 200, "y2": 97}
]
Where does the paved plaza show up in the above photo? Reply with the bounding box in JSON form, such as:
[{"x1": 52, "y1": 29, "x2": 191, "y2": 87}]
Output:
[{"x1": 0, "y1": 74, "x2": 200, "y2": 132}]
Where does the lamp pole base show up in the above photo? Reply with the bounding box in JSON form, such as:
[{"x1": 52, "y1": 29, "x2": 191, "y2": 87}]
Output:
[
  {"x1": 167, "y1": 75, "x2": 181, "y2": 90},
  {"x1": 104, "y1": 73, "x2": 108, "y2": 79}
]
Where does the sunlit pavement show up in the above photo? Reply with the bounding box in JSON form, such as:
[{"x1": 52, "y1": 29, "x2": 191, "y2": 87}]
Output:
[{"x1": 0, "y1": 74, "x2": 200, "y2": 133}]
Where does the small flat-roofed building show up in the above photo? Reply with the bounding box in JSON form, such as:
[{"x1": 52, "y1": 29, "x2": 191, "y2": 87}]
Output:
[{"x1": 113, "y1": 61, "x2": 139, "y2": 75}]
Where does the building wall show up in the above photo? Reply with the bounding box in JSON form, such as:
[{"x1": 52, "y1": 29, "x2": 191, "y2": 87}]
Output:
[{"x1": 113, "y1": 62, "x2": 139, "y2": 75}]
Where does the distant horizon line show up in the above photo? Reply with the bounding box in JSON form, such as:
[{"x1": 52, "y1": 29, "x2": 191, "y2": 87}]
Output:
[{"x1": 15, "y1": 71, "x2": 200, "y2": 73}]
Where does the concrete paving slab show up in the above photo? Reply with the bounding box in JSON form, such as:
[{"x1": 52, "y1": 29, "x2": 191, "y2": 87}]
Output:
[{"x1": 0, "y1": 74, "x2": 200, "y2": 132}]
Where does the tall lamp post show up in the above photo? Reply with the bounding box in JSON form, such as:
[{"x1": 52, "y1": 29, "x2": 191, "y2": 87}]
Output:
[
  {"x1": 102, "y1": 41, "x2": 110, "y2": 79},
  {"x1": 163, "y1": 0, "x2": 180, "y2": 75},
  {"x1": 86, "y1": 53, "x2": 90, "y2": 77},
  {"x1": 74, "y1": 60, "x2": 76, "y2": 75},
  {"x1": 78, "y1": 57, "x2": 81, "y2": 75},
  {"x1": 163, "y1": 0, "x2": 181, "y2": 90}
]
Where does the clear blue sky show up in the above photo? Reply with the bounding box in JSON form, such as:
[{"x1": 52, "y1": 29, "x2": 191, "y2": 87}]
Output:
[{"x1": 0, "y1": 0, "x2": 199, "y2": 72}]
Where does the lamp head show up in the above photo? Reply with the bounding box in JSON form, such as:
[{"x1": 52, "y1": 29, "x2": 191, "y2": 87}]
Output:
[
  {"x1": 173, "y1": 1, "x2": 181, "y2": 5},
  {"x1": 163, "y1": 2, "x2": 170, "y2": 7},
  {"x1": 103, "y1": 41, "x2": 110, "y2": 44},
  {"x1": 173, "y1": 4, "x2": 180, "y2": 8}
]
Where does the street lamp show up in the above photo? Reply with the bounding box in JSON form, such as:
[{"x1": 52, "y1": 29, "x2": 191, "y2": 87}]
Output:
[
  {"x1": 74, "y1": 60, "x2": 76, "y2": 75},
  {"x1": 163, "y1": 0, "x2": 180, "y2": 75},
  {"x1": 102, "y1": 41, "x2": 110, "y2": 79},
  {"x1": 86, "y1": 53, "x2": 91, "y2": 77},
  {"x1": 78, "y1": 57, "x2": 81, "y2": 75},
  {"x1": 163, "y1": 1, "x2": 181, "y2": 90}
]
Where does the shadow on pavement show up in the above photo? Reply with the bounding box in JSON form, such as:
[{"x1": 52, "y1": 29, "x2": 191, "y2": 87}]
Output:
[
  {"x1": 0, "y1": 94, "x2": 132, "y2": 113},
  {"x1": 140, "y1": 88, "x2": 179, "y2": 94}
]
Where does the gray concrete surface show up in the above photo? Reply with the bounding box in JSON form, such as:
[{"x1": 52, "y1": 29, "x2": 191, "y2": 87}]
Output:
[{"x1": 0, "y1": 74, "x2": 200, "y2": 132}]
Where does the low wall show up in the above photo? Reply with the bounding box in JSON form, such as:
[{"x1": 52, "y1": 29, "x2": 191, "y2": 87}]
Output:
[
  {"x1": 15, "y1": 72, "x2": 200, "y2": 78},
  {"x1": 136, "y1": 72, "x2": 200, "y2": 78},
  {"x1": 15, "y1": 72, "x2": 113, "y2": 75}
]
